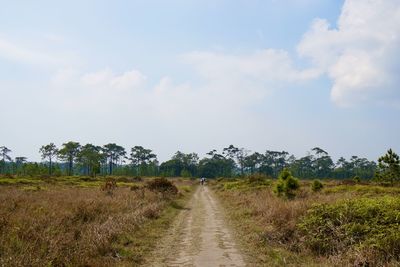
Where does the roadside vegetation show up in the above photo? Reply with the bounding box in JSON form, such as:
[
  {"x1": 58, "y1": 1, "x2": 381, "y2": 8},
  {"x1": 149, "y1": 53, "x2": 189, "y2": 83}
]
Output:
[
  {"x1": 0, "y1": 177, "x2": 194, "y2": 266},
  {"x1": 214, "y1": 169, "x2": 400, "y2": 266}
]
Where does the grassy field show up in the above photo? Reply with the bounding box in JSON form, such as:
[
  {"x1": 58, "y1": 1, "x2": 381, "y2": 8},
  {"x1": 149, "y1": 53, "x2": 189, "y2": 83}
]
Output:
[
  {"x1": 213, "y1": 177, "x2": 400, "y2": 267},
  {"x1": 0, "y1": 175, "x2": 195, "y2": 266}
]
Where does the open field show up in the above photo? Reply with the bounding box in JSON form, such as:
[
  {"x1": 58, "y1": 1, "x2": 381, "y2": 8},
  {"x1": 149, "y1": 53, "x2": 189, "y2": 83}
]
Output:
[
  {"x1": 1, "y1": 174, "x2": 400, "y2": 267},
  {"x1": 0, "y1": 176, "x2": 195, "y2": 266},
  {"x1": 214, "y1": 178, "x2": 400, "y2": 267}
]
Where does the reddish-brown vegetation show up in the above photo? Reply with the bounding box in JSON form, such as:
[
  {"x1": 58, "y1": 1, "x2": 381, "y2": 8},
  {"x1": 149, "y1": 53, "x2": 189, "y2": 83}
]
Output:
[{"x1": 0, "y1": 181, "x2": 188, "y2": 266}]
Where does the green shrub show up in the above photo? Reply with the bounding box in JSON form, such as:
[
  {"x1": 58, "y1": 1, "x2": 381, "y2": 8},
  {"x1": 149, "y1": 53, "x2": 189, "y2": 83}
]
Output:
[
  {"x1": 311, "y1": 180, "x2": 323, "y2": 192},
  {"x1": 278, "y1": 168, "x2": 292, "y2": 180},
  {"x1": 274, "y1": 169, "x2": 299, "y2": 198},
  {"x1": 353, "y1": 175, "x2": 361, "y2": 183},
  {"x1": 285, "y1": 176, "x2": 299, "y2": 190},
  {"x1": 298, "y1": 196, "x2": 400, "y2": 262}
]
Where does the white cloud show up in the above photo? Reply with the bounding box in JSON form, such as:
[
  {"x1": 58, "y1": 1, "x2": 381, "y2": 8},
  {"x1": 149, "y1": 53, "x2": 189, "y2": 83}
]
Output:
[
  {"x1": 183, "y1": 49, "x2": 319, "y2": 84},
  {"x1": 0, "y1": 35, "x2": 81, "y2": 69},
  {"x1": 0, "y1": 38, "x2": 55, "y2": 66},
  {"x1": 298, "y1": 0, "x2": 400, "y2": 107},
  {"x1": 51, "y1": 47, "x2": 319, "y2": 118},
  {"x1": 51, "y1": 68, "x2": 147, "y2": 111}
]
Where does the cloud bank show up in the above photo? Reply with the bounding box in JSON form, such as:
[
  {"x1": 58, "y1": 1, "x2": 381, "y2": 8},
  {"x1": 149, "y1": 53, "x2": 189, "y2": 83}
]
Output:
[
  {"x1": 2, "y1": 0, "x2": 399, "y2": 111},
  {"x1": 298, "y1": 0, "x2": 400, "y2": 107}
]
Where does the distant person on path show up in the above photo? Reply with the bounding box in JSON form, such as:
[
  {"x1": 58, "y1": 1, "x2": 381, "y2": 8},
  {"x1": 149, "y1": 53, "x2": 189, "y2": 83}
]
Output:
[{"x1": 200, "y1": 177, "x2": 206, "y2": 186}]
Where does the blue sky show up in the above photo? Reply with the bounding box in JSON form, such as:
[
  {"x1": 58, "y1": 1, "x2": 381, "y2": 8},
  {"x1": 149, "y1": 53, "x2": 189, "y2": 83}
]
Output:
[{"x1": 0, "y1": 0, "x2": 399, "y2": 162}]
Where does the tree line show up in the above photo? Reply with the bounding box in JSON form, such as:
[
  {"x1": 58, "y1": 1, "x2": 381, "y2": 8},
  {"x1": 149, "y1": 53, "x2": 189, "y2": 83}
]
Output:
[{"x1": 0, "y1": 143, "x2": 389, "y2": 180}]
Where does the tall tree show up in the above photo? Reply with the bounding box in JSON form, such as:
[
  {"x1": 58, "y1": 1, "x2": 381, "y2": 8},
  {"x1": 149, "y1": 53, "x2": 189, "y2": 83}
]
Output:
[
  {"x1": 15, "y1": 156, "x2": 27, "y2": 166},
  {"x1": 39, "y1": 143, "x2": 58, "y2": 175},
  {"x1": 334, "y1": 157, "x2": 351, "y2": 179},
  {"x1": 0, "y1": 146, "x2": 12, "y2": 162},
  {"x1": 264, "y1": 150, "x2": 289, "y2": 177},
  {"x1": 222, "y1": 145, "x2": 247, "y2": 176},
  {"x1": 77, "y1": 144, "x2": 103, "y2": 177},
  {"x1": 130, "y1": 146, "x2": 157, "y2": 176},
  {"x1": 198, "y1": 151, "x2": 235, "y2": 178},
  {"x1": 15, "y1": 156, "x2": 27, "y2": 175},
  {"x1": 0, "y1": 146, "x2": 12, "y2": 174},
  {"x1": 244, "y1": 152, "x2": 263, "y2": 174},
  {"x1": 375, "y1": 149, "x2": 400, "y2": 185},
  {"x1": 311, "y1": 147, "x2": 334, "y2": 178},
  {"x1": 159, "y1": 151, "x2": 199, "y2": 177},
  {"x1": 290, "y1": 155, "x2": 314, "y2": 178},
  {"x1": 103, "y1": 143, "x2": 126, "y2": 175},
  {"x1": 58, "y1": 141, "x2": 81, "y2": 176}
]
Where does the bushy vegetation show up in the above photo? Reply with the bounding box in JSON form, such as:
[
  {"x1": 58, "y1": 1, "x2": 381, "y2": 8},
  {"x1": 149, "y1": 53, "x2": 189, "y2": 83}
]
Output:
[
  {"x1": 274, "y1": 169, "x2": 300, "y2": 198},
  {"x1": 299, "y1": 196, "x2": 400, "y2": 264},
  {"x1": 145, "y1": 178, "x2": 178, "y2": 195},
  {"x1": 311, "y1": 179, "x2": 323, "y2": 192},
  {"x1": 214, "y1": 177, "x2": 400, "y2": 266},
  {"x1": 353, "y1": 175, "x2": 361, "y2": 183},
  {"x1": 375, "y1": 148, "x2": 400, "y2": 185},
  {"x1": 218, "y1": 175, "x2": 271, "y2": 191}
]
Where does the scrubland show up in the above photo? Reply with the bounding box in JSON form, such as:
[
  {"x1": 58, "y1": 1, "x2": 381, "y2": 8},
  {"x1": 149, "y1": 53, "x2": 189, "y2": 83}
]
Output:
[
  {"x1": 0, "y1": 176, "x2": 194, "y2": 266},
  {"x1": 214, "y1": 177, "x2": 400, "y2": 267}
]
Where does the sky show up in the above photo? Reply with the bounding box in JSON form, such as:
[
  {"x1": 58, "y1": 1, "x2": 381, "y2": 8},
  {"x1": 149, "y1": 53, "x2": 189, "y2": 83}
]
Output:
[{"x1": 0, "y1": 0, "x2": 399, "y2": 162}]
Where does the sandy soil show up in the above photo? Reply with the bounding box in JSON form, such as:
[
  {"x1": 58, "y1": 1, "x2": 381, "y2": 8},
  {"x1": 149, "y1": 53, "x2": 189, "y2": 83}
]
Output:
[{"x1": 148, "y1": 185, "x2": 245, "y2": 267}]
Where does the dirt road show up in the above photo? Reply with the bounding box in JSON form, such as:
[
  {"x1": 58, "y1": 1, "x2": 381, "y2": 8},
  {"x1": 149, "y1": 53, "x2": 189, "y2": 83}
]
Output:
[{"x1": 149, "y1": 185, "x2": 245, "y2": 266}]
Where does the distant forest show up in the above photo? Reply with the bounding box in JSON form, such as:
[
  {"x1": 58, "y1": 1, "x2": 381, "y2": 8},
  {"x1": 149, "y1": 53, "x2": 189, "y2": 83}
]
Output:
[{"x1": 0, "y1": 143, "x2": 380, "y2": 179}]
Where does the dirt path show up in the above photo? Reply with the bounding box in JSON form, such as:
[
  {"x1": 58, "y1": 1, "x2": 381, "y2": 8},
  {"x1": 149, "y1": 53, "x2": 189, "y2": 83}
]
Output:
[{"x1": 148, "y1": 185, "x2": 246, "y2": 267}]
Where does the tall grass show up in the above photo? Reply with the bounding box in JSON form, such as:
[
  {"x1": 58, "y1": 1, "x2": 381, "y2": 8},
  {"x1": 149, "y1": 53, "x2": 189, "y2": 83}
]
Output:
[
  {"x1": 0, "y1": 184, "x2": 183, "y2": 266},
  {"x1": 215, "y1": 179, "x2": 400, "y2": 266}
]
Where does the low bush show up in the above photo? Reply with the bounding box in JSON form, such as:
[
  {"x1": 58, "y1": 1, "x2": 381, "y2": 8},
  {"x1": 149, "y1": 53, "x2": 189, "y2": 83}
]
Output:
[
  {"x1": 311, "y1": 180, "x2": 323, "y2": 192},
  {"x1": 220, "y1": 177, "x2": 271, "y2": 191},
  {"x1": 216, "y1": 178, "x2": 400, "y2": 266},
  {"x1": 298, "y1": 196, "x2": 400, "y2": 264},
  {"x1": 274, "y1": 169, "x2": 300, "y2": 199},
  {"x1": 353, "y1": 175, "x2": 361, "y2": 183},
  {"x1": 145, "y1": 178, "x2": 178, "y2": 195},
  {"x1": 247, "y1": 174, "x2": 270, "y2": 184}
]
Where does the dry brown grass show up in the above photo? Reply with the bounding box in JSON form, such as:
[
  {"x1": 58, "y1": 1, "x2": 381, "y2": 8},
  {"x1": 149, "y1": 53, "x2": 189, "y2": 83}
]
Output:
[
  {"x1": 215, "y1": 180, "x2": 400, "y2": 266},
  {"x1": 218, "y1": 187, "x2": 342, "y2": 249},
  {"x1": 0, "y1": 181, "x2": 190, "y2": 266}
]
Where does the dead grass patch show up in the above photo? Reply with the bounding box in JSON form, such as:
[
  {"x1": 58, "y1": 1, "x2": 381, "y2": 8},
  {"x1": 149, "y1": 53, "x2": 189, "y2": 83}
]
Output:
[{"x1": 0, "y1": 180, "x2": 194, "y2": 266}]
